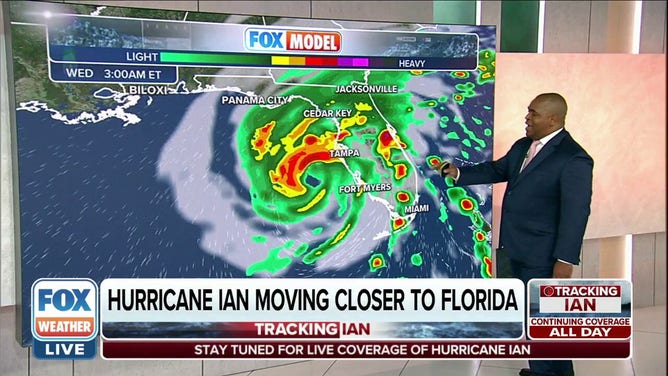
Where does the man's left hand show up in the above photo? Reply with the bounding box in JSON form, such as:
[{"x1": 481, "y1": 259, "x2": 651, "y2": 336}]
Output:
[{"x1": 553, "y1": 261, "x2": 573, "y2": 278}]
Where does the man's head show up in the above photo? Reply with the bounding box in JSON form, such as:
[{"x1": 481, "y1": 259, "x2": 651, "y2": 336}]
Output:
[{"x1": 524, "y1": 93, "x2": 568, "y2": 140}]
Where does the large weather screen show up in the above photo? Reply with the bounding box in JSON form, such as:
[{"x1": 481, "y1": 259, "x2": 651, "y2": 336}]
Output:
[{"x1": 8, "y1": 1, "x2": 496, "y2": 345}]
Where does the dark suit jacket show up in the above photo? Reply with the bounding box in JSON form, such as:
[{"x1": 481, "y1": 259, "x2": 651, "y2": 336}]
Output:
[{"x1": 457, "y1": 130, "x2": 593, "y2": 267}]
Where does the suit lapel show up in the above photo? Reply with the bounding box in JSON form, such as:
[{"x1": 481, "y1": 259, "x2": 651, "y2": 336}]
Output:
[
  {"x1": 511, "y1": 131, "x2": 569, "y2": 187},
  {"x1": 512, "y1": 139, "x2": 532, "y2": 181}
]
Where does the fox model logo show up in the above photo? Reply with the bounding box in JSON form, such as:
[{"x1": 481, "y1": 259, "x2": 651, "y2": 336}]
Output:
[{"x1": 245, "y1": 28, "x2": 341, "y2": 52}]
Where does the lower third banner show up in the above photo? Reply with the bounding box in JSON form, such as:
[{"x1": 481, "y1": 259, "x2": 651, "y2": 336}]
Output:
[{"x1": 101, "y1": 340, "x2": 630, "y2": 359}]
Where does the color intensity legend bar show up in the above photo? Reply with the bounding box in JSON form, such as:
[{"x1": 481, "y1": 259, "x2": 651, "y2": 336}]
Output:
[
  {"x1": 159, "y1": 51, "x2": 474, "y2": 70},
  {"x1": 159, "y1": 51, "x2": 395, "y2": 69}
]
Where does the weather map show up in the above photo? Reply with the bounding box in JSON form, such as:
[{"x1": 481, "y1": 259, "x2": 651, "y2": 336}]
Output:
[{"x1": 8, "y1": 2, "x2": 495, "y2": 345}]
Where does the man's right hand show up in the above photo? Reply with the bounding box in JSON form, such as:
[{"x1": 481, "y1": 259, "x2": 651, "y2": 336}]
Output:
[{"x1": 431, "y1": 160, "x2": 459, "y2": 179}]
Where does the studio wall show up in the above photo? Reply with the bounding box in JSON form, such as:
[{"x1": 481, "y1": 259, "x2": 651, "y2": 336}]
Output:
[{"x1": 492, "y1": 53, "x2": 666, "y2": 242}]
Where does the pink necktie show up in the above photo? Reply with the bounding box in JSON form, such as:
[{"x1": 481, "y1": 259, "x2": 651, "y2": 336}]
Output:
[{"x1": 521, "y1": 140, "x2": 541, "y2": 171}]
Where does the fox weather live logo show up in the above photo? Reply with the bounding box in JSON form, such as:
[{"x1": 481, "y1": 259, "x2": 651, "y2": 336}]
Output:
[{"x1": 31, "y1": 278, "x2": 98, "y2": 359}]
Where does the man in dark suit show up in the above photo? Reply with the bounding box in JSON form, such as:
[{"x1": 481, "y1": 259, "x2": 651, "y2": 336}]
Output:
[{"x1": 433, "y1": 93, "x2": 593, "y2": 376}]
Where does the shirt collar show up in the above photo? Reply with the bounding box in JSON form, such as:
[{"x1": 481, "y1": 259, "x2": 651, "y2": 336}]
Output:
[{"x1": 536, "y1": 127, "x2": 563, "y2": 146}]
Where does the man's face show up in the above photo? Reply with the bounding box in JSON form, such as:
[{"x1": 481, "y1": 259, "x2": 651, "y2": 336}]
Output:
[{"x1": 524, "y1": 98, "x2": 555, "y2": 140}]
